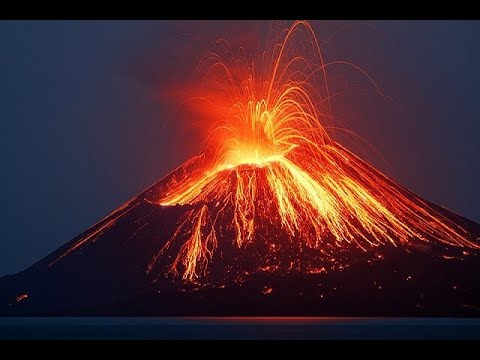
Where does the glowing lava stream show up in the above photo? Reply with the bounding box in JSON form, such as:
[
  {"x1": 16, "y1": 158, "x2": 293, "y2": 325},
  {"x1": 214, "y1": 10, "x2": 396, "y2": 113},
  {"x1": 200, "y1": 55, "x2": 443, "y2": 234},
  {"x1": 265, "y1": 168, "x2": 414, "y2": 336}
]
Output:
[{"x1": 148, "y1": 20, "x2": 480, "y2": 282}]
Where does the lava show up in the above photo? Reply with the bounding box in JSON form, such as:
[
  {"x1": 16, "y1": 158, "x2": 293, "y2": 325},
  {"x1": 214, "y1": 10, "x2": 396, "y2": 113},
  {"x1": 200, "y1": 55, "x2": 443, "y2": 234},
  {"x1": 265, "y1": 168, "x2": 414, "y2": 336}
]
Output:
[
  {"x1": 51, "y1": 20, "x2": 480, "y2": 284},
  {"x1": 147, "y1": 21, "x2": 480, "y2": 281}
]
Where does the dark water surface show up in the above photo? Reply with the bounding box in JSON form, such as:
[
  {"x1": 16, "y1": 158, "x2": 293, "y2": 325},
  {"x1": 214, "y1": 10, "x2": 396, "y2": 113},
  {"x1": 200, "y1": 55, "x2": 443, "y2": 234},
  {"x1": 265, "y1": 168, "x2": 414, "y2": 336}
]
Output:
[{"x1": 0, "y1": 317, "x2": 479, "y2": 339}]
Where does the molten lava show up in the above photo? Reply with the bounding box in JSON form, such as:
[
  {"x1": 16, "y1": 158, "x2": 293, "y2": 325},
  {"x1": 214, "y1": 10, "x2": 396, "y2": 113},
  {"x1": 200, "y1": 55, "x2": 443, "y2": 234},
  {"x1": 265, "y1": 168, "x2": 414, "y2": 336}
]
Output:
[
  {"x1": 143, "y1": 21, "x2": 480, "y2": 281},
  {"x1": 51, "y1": 21, "x2": 480, "y2": 285}
]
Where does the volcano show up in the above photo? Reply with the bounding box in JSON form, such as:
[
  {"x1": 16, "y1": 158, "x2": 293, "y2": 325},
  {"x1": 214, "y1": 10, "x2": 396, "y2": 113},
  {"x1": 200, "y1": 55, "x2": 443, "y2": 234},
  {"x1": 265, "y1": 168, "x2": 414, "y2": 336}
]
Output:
[{"x1": 1, "y1": 20, "x2": 480, "y2": 316}]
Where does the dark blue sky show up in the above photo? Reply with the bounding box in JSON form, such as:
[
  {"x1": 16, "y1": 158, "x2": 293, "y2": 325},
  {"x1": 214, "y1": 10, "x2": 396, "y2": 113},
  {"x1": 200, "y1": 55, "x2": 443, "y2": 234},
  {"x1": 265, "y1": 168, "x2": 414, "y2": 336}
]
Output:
[{"x1": 1, "y1": 20, "x2": 479, "y2": 276}]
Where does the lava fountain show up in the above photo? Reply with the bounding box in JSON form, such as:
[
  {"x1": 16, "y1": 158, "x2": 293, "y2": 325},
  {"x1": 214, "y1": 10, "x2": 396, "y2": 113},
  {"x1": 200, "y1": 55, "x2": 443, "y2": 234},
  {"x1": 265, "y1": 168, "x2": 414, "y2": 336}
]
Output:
[
  {"x1": 139, "y1": 21, "x2": 480, "y2": 282},
  {"x1": 50, "y1": 21, "x2": 480, "y2": 285}
]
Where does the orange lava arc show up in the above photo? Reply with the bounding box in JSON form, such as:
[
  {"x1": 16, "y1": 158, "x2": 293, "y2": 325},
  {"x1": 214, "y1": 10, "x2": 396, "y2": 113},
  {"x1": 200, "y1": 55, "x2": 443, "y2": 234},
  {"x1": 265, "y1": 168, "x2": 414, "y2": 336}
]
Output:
[{"x1": 149, "y1": 21, "x2": 480, "y2": 281}]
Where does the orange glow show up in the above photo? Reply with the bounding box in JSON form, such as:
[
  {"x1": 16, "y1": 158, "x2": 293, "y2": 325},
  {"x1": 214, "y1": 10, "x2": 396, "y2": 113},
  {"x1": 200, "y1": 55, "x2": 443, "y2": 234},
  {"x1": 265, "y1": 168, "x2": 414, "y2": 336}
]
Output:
[{"x1": 149, "y1": 21, "x2": 480, "y2": 281}]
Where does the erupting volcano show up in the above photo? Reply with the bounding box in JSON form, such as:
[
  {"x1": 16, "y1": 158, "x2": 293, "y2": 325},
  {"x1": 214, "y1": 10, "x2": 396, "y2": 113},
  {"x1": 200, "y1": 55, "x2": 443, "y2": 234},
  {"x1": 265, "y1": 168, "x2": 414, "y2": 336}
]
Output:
[{"x1": 1, "y1": 21, "x2": 480, "y2": 316}]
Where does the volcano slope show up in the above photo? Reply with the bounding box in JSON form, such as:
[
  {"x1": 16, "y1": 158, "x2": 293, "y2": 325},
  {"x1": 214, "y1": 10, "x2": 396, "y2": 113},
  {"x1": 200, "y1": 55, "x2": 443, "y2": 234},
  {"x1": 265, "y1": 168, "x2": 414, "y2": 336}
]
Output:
[{"x1": 1, "y1": 150, "x2": 479, "y2": 317}]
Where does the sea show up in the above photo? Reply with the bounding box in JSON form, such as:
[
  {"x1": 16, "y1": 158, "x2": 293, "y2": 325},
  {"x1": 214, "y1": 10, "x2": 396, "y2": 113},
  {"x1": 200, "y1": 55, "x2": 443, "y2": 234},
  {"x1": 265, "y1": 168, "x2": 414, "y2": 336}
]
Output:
[{"x1": 0, "y1": 317, "x2": 479, "y2": 339}]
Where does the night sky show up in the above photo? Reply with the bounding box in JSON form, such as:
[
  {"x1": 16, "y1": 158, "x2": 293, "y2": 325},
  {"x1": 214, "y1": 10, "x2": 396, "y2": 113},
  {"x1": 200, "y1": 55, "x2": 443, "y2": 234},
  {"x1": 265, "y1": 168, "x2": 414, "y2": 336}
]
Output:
[{"x1": 1, "y1": 20, "x2": 479, "y2": 277}]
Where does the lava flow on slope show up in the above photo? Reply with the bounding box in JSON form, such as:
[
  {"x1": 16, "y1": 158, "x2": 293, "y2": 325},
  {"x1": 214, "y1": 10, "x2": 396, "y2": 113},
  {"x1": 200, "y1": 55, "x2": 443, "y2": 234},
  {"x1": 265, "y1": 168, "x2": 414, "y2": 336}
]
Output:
[
  {"x1": 52, "y1": 20, "x2": 480, "y2": 284},
  {"x1": 142, "y1": 20, "x2": 478, "y2": 283},
  {"x1": 1, "y1": 20, "x2": 480, "y2": 316}
]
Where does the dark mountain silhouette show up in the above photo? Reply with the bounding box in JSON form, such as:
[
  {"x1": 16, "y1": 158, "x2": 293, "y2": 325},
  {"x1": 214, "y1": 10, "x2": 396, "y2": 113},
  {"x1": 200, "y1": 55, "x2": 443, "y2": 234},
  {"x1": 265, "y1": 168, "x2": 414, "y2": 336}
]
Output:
[{"x1": 1, "y1": 157, "x2": 480, "y2": 317}]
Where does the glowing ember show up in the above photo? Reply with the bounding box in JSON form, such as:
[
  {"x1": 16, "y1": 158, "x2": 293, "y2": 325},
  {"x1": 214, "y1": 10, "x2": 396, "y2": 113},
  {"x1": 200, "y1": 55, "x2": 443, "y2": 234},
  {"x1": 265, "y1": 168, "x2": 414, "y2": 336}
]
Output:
[
  {"x1": 147, "y1": 21, "x2": 480, "y2": 281},
  {"x1": 16, "y1": 294, "x2": 28, "y2": 302}
]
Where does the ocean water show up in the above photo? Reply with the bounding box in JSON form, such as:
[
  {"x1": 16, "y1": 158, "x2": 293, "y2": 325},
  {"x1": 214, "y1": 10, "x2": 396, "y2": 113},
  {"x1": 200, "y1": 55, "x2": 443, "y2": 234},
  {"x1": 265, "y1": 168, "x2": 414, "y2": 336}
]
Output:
[{"x1": 0, "y1": 317, "x2": 479, "y2": 339}]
